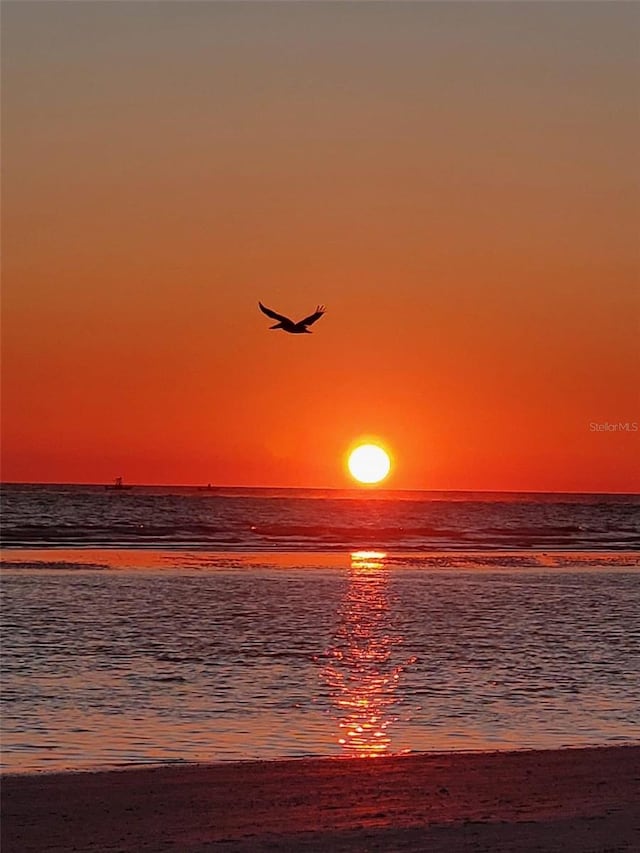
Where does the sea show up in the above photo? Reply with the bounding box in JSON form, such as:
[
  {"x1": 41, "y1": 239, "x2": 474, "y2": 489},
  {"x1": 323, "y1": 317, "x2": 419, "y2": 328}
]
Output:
[{"x1": 1, "y1": 483, "x2": 639, "y2": 773}]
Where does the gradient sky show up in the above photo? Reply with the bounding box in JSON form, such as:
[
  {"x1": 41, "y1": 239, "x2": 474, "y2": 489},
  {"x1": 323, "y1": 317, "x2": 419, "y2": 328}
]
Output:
[{"x1": 3, "y1": 1, "x2": 639, "y2": 490}]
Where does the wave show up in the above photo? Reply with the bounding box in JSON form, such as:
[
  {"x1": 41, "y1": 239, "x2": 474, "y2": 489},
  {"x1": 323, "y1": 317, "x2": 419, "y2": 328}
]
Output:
[{"x1": 2, "y1": 522, "x2": 639, "y2": 551}]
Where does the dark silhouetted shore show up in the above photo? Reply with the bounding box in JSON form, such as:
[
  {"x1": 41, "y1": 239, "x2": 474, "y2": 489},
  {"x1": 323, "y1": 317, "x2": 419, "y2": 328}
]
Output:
[{"x1": 2, "y1": 746, "x2": 639, "y2": 851}]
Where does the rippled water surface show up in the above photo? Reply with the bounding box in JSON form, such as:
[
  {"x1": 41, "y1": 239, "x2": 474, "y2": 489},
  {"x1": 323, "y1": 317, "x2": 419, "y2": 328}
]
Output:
[
  {"x1": 2, "y1": 483, "x2": 639, "y2": 550},
  {"x1": 2, "y1": 551, "x2": 639, "y2": 772}
]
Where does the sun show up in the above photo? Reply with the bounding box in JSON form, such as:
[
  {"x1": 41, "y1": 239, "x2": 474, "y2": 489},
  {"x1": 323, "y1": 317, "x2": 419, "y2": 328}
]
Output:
[{"x1": 348, "y1": 443, "x2": 391, "y2": 485}]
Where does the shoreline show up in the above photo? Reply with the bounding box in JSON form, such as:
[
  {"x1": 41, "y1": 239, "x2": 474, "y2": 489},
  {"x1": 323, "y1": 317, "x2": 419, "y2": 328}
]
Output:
[
  {"x1": 3, "y1": 745, "x2": 639, "y2": 851},
  {"x1": 3, "y1": 739, "x2": 640, "y2": 779}
]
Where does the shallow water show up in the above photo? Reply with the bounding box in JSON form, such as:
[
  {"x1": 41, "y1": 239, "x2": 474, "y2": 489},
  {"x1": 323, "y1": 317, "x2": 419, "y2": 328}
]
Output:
[{"x1": 2, "y1": 550, "x2": 639, "y2": 772}]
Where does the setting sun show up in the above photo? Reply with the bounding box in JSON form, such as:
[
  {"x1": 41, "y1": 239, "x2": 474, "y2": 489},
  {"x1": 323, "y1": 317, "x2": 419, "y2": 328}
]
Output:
[{"x1": 348, "y1": 444, "x2": 391, "y2": 485}]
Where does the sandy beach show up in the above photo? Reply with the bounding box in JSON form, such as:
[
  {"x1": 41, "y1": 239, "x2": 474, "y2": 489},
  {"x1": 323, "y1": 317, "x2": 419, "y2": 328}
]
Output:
[{"x1": 2, "y1": 746, "x2": 639, "y2": 852}]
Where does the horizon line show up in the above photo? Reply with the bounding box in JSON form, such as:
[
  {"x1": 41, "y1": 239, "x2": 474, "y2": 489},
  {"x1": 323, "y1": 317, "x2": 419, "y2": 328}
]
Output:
[{"x1": 1, "y1": 481, "x2": 639, "y2": 498}]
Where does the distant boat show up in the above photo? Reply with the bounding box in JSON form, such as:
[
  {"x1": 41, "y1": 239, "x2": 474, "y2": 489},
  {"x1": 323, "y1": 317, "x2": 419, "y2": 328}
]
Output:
[
  {"x1": 105, "y1": 477, "x2": 133, "y2": 491},
  {"x1": 199, "y1": 483, "x2": 217, "y2": 491}
]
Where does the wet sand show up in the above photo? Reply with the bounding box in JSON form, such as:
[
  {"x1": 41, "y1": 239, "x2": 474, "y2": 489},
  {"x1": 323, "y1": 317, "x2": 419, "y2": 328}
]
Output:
[{"x1": 2, "y1": 746, "x2": 639, "y2": 851}]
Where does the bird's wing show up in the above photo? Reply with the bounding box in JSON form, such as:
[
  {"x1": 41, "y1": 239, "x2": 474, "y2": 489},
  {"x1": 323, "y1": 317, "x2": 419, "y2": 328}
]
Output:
[
  {"x1": 300, "y1": 305, "x2": 326, "y2": 327},
  {"x1": 259, "y1": 302, "x2": 290, "y2": 323}
]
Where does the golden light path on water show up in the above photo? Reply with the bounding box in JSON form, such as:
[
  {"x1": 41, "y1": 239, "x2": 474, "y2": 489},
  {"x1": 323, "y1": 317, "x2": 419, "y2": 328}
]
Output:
[{"x1": 322, "y1": 551, "x2": 414, "y2": 758}]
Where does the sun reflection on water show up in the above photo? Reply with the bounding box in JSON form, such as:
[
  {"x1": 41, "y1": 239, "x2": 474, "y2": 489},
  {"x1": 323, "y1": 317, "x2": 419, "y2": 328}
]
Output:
[{"x1": 322, "y1": 550, "x2": 408, "y2": 758}]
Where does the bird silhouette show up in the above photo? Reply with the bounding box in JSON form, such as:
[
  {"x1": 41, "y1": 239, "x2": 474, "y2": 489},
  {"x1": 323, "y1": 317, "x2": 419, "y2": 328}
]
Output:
[{"x1": 259, "y1": 302, "x2": 326, "y2": 334}]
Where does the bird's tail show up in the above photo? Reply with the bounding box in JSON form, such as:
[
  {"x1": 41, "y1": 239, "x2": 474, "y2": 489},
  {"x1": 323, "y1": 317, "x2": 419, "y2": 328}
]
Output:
[{"x1": 269, "y1": 323, "x2": 283, "y2": 329}]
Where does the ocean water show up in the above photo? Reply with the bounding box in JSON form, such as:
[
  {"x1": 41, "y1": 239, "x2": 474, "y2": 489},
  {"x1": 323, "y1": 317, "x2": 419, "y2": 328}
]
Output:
[
  {"x1": 2, "y1": 483, "x2": 640, "y2": 551},
  {"x1": 1, "y1": 484, "x2": 639, "y2": 773}
]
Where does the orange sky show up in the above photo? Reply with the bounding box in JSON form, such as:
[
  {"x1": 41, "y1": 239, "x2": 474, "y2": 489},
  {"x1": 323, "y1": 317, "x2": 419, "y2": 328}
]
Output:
[{"x1": 2, "y1": 2, "x2": 639, "y2": 491}]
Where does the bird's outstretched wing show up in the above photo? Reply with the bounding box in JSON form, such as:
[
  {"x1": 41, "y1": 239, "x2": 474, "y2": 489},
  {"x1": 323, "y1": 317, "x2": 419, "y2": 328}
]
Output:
[
  {"x1": 301, "y1": 305, "x2": 326, "y2": 327},
  {"x1": 259, "y1": 302, "x2": 291, "y2": 323}
]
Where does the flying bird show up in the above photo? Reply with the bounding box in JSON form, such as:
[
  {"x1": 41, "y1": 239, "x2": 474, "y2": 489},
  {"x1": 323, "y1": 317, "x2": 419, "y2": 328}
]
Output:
[{"x1": 259, "y1": 302, "x2": 326, "y2": 334}]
